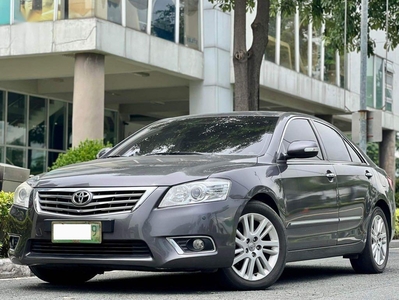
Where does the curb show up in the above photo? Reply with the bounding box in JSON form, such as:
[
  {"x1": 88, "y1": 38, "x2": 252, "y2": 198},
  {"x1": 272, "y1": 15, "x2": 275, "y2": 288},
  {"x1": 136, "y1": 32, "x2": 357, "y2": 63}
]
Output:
[
  {"x1": 0, "y1": 258, "x2": 31, "y2": 279},
  {"x1": 1, "y1": 240, "x2": 398, "y2": 279}
]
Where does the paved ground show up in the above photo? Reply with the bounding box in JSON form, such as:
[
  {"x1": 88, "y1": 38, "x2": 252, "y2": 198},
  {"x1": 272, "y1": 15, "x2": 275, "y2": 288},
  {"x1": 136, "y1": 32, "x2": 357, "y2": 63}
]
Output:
[{"x1": 1, "y1": 240, "x2": 398, "y2": 279}]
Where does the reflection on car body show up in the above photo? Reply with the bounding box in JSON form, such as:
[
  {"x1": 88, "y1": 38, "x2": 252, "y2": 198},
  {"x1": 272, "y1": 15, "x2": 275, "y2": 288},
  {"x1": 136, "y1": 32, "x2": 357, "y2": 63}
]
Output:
[{"x1": 8, "y1": 112, "x2": 395, "y2": 290}]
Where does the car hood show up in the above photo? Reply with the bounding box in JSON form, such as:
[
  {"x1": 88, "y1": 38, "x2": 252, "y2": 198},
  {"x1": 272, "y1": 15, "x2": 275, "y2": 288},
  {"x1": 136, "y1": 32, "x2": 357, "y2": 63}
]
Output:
[{"x1": 36, "y1": 155, "x2": 258, "y2": 188}]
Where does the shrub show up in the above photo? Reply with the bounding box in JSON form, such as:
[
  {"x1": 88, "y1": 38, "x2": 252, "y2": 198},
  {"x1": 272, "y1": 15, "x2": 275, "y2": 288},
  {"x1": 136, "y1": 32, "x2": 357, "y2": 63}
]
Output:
[
  {"x1": 0, "y1": 191, "x2": 14, "y2": 257},
  {"x1": 50, "y1": 139, "x2": 113, "y2": 171}
]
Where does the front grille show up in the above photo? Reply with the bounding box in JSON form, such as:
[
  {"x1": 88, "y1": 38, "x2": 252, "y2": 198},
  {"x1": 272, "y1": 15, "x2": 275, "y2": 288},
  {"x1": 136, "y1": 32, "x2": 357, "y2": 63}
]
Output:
[
  {"x1": 30, "y1": 240, "x2": 151, "y2": 257},
  {"x1": 37, "y1": 188, "x2": 154, "y2": 216}
]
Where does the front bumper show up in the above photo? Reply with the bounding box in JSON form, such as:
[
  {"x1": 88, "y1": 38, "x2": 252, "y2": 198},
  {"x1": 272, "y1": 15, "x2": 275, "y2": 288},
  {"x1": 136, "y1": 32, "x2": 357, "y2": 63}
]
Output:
[{"x1": 8, "y1": 187, "x2": 244, "y2": 271}]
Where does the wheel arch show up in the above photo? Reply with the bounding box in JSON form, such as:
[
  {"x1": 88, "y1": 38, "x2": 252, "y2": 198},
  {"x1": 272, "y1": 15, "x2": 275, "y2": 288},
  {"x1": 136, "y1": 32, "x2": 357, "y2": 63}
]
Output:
[
  {"x1": 375, "y1": 199, "x2": 393, "y2": 240},
  {"x1": 250, "y1": 193, "x2": 280, "y2": 217}
]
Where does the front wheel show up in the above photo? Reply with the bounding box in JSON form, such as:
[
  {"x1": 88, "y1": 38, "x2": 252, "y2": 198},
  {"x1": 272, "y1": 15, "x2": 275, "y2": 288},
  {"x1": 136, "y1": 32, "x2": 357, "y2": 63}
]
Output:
[
  {"x1": 350, "y1": 206, "x2": 389, "y2": 274},
  {"x1": 219, "y1": 201, "x2": 287, "y2": 290},
  {"x1": 30, "y1": 265, "x2": 98, "y2": 284}
]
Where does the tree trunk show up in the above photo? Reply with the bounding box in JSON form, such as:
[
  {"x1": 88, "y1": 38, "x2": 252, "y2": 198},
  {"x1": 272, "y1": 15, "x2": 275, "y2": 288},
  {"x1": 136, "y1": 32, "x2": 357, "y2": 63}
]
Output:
[
  {"x1": 248, "y1": 0, "x2": 270, "y2": 111},
  {"x1": 233, "y1": 0, "x2": 270, "y2": 111},
  {"x1": 233, "y1": 0, "x2": 249, "y2": 111}
]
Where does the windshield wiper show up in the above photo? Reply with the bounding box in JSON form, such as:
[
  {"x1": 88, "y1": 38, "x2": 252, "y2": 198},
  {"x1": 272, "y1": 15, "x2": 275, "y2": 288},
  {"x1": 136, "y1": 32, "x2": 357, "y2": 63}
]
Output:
[{"x1": 144, "y1": 152, "x2": 205, "y2": 156}]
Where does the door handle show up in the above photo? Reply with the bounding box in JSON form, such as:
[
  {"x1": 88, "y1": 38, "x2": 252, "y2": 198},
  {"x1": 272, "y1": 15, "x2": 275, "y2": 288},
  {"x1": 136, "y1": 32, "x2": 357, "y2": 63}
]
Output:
[
  {"x1": 326, "y1": 171, "x2": 336, "y2": 179},
  {"x1": 365, "y1": 171, "x2": 373, "y2": 179}
]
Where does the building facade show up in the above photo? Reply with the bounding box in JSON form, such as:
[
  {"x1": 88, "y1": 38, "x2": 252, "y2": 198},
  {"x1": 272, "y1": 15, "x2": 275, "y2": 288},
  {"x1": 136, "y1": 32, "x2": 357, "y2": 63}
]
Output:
[{"x1": 0, "y1": 0, "x2": 398, "y2": 178}]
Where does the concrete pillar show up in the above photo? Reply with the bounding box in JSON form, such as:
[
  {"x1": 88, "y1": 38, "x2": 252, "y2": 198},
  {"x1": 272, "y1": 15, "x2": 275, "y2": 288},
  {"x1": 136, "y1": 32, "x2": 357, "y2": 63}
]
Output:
[
  {"x1": 72, "y1": 53, "x2": 105, "y2": 147},
  {"x1": 379, "y1": 130, "x2": 396, "y2": 184},
  {"x1": 189, "y1": 3, "x2": 233, "y2": 114}
]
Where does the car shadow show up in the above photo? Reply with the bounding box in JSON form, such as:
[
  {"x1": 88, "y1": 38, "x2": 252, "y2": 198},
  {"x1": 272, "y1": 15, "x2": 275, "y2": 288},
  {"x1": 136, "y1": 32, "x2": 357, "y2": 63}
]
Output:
[{"x1": 23, "y1": 263, "x2": 360, "y2": 295}]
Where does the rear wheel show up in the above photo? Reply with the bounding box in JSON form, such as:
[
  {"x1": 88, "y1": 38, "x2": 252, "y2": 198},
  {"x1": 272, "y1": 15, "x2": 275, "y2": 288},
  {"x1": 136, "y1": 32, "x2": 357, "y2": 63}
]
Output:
[
  {"x1": 350, "y1": 207, "x2": 389, "y2": 273},
  {"x1": 30, "y1": 265, "x2": 97, "y2": 284},
  {"x1": 220, "y1": 201, "x2": 287, "y2": 290}
]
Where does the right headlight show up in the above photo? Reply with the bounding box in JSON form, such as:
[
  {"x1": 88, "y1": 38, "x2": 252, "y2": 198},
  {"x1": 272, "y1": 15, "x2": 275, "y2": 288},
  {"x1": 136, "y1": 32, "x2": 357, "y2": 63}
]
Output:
[
  {"x1": 159, "y1": 179, "x2": 231, "y2": 208},
  {"x1": 13, "y1": 181, "x2": 33, "y2": 208}
]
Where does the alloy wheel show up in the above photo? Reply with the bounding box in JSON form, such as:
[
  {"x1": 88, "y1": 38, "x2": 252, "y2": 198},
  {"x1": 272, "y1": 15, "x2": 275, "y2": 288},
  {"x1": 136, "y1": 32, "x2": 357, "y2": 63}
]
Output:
[
  {"x1": 371, "y1": 214, "x2": 387, "y2": 266},
  {"x1": 233, "y1": 213, "x2": 280, "y2": 281}
]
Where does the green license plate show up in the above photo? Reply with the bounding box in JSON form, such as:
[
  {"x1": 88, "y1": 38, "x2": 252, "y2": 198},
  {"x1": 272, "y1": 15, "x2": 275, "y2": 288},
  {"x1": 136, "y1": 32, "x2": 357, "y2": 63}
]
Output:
[{"x1": 52, "y1": 221, "x2": 102, "y2": 244}]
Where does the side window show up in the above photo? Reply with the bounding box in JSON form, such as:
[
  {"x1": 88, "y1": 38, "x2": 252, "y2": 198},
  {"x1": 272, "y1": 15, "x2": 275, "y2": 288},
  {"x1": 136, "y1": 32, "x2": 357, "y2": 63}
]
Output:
[
  {"x1": 281, "y1": 119, "x2": 323, "y2": 160},
  {"x1": 344, "y1": 140, "x2": 363, "y2": 163},
  {"x1": 314, "y1": 122, "x2": 351, "y2": 162}
]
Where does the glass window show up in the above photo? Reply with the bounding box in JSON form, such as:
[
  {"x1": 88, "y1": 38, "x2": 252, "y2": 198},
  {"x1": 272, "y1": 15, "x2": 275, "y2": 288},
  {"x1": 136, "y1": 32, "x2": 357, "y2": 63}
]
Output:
[
  {"x1": 49, "y1": 100, "x2": 66, "y2": 150},
  {"x1": 366, "y1": 55, "x2": 375, "y2": 107},
  {"x1": 312, "y1": 26, "x2": 322, "y2": 80},
  {"x1": 126, "y1": 0, "x2": 148, "y2": 32},
  {"x1": 179, "y1": 0, "x2": 199, "y2": 50},
  {"x1": 280, "y1": 14, "x2": 295, "y2": 71},
  {"x1": 14, "y1": 0, "x2": 25, "y2": 22},
  {"x1": 67, "y1": 102, "x2": 72, "y2": 148},
  {"x1": 340, "y1": 52, "x2": 345, "y2": 88},
  {"x1": 299, "y1": 15, "x2": 309, "y2": 75},
  {"x1": 376, "y1": 56, "x2": 383, "y2": 109},
  {"x1": 324, "y1": 47, "x2": 336, "y2": 85},
  {"x1": 281, "y1": 118, "x2": 322, "y2": 160},
  {"x1": 106, "y1": 116, "x2": 278, "y2": 157},
  {"x1": 314, "y1": 122, "x2": 351, "y2": 162},
  {"x1": 6, "y1": 147, "x2": 26, "y2": 167},
  {"x1": 104, "y1": 110, "x2": 117, "y2": 146},
  {"x1": 344, "y1": 140, "x2": 363, "y2": 163},
  {"x1": 29, "y1": 149, "x2": 46, "y2": 174},
  {"x1": 0, "y1": 0, "x2": 11, "y2": 24},
  {"x1": 265, "y1": 16, "x2": 276, "y2": 63},
  {"x1": 385, "y1": 69, "x2": 393, "y2": 112},
  {"x1": 29, "y1": 96, "x2": 46, "y2": 148},
  {"x1": 151, "y1": 0, "x2": 176, "y2": 42},
  {"x1": 7, "y1": 92, "x2": 27, "y2": 146},
  {"x1": 68, "y1": 0, "x2": 95, "y2": 19},
  {"x1": 48, "y1": 151, "x2": 61, "y2": 170},
  {"x1": 0, "y1": 91, "x2": 4, "y2": 145},
  {"x1": 14, "y1": 0, "x2": 55, "y2": 22},
  {"x1": 95, "y1": 0, "x2": 122, "y2": 24},
  {"x1": 0, "y1": 146, "x2": 3, "y2": 163}
]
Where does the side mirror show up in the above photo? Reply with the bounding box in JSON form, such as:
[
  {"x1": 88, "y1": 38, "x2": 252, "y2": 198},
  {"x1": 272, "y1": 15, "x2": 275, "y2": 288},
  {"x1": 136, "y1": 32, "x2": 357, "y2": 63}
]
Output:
[
  {"x1": 96, "y1": 147, "x2": 112, "y2": 159},
  {"x1": 286, "y1": 141, "x2": 319, "y2": 159}
]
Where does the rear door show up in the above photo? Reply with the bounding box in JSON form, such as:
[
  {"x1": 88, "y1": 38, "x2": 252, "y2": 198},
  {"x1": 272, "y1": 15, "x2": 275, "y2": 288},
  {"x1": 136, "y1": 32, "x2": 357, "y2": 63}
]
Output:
[
  {"x1": 278, "y1": 118, "x2": 339, "y2": 250},
  {"x1": 313, "y1": 121, "x2": 372, "y2": 245}
]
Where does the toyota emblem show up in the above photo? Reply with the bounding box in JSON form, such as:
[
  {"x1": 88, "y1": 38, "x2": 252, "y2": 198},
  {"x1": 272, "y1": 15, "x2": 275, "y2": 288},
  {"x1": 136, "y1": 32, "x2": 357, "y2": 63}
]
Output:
[{"x1": 71, "y1": 190, "x2": 93, "y2": 206}]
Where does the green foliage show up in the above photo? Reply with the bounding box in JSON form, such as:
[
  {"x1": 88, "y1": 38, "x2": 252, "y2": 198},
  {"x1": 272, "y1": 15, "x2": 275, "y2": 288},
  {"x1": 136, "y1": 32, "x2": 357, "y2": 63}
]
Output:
[
  {"x1": 208, "y1": 0, "x2": 399, "y2": 55},
  {"x1": 50, "y1": 139, "x2": 113, "y2": 171},
  {"x1": 0, "y1": 191, "x2": 14, "y2": 257},
  {"x1": 366, "y1": 142, "x2": 379, "y2": 165},
  {"x1": 395, "y1": 178, "x2": 399, "y2": 208}
]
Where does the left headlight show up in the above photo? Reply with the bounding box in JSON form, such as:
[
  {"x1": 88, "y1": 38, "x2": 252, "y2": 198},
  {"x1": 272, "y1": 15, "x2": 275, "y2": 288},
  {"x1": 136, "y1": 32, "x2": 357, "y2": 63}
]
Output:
[
  {"x1": 159, "y1": 179, "x2": 231, "y2": 208},
  {"x1": 13, "y1": 181, "x2": 33, "y2": 208}
]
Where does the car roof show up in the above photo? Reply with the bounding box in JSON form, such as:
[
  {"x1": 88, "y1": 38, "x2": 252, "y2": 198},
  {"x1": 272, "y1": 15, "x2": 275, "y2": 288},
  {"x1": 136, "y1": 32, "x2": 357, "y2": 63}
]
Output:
[{"x1": 162, "y1": 111, "x2": 314, "y2": 121}]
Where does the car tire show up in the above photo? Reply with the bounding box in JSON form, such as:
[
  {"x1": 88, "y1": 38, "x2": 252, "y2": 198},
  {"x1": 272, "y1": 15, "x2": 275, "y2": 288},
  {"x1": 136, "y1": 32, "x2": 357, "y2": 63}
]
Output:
[
  {"x1": 219, "y1": 200, "x2": 287, "y2": 290},
  {"x1": 30, "y1": 265, "x2": 97, "y2": 284},
  {"x1": 350, "y1": 206, "x2": 389, "y2": 274}
]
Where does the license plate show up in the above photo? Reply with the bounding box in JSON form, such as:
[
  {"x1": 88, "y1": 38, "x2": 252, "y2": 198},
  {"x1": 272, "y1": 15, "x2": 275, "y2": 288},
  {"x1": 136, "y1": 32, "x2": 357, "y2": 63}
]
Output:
[{"x1": 52, "y1": 221, "x2": 102, "y2": 244}]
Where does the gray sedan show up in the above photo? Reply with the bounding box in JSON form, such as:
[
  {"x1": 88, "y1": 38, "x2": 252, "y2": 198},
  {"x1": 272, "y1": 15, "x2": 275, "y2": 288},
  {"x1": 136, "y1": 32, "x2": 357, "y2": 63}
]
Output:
[{"x1": 8, "y1": 112, "x2": 395, "y2": 290}]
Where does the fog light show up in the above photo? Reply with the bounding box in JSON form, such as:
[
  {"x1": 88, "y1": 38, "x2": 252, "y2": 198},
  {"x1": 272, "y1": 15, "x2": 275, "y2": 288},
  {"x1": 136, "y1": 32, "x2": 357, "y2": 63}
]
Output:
[{"x1": 192, "y1": 239, "x2": 205, "y2": 251}]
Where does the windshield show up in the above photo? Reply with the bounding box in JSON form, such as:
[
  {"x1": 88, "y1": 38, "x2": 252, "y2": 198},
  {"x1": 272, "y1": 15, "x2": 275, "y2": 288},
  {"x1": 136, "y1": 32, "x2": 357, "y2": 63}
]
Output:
[{"x1": 105, "y1": 116, "x2": 278, "y2": 157}]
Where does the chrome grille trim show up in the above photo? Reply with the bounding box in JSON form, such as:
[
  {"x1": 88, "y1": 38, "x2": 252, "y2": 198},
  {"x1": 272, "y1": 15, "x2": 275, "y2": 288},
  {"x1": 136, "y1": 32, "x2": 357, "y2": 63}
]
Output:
[{"x1": 35, "y1": 187, "x2": 157, "y2": 216}]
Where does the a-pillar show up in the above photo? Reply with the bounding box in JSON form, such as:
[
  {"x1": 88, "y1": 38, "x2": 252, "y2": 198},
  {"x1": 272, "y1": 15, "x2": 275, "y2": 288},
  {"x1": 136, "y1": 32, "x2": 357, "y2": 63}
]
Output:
[
  {"x1": 72, "y1": 53, "x2": 105, "y2": 147},
  {"x1": 379, "y1": 130, "x2": 396, "y2": 184},
  {"x1": 189, "y1": 3, "x2": 233, "y2": 114}
]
